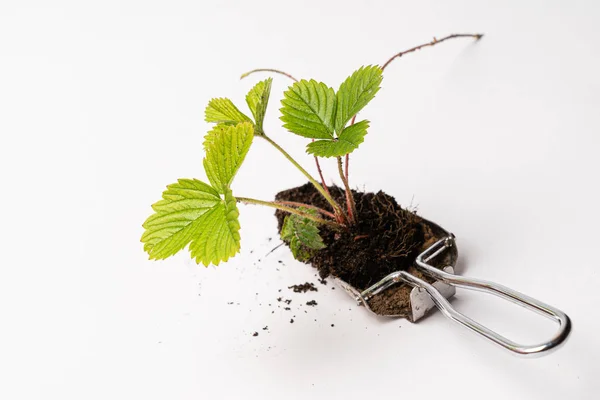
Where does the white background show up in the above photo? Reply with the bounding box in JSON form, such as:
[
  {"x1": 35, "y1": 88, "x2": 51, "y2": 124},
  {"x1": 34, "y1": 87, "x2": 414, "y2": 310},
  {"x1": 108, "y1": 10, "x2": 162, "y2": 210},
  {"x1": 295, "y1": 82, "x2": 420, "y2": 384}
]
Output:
[{"x1": 1, "y1": 1, "x2": 599, "y2": 399}]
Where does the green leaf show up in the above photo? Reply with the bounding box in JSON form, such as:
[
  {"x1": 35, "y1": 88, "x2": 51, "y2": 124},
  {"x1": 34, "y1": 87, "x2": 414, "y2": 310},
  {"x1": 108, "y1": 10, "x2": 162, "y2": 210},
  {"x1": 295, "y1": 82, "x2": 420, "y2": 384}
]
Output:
[
  {"x1": 188, "y1": 188, "x2": 241, "y2": 266},
  {"x1": 334, "y1": 65, "x2": 382, "y2": 132},
  {"x1": 203, "y1": 122, "x2": 254, "y2": 193},
  {"x1": 280, "y1": 79, "x2": 336, "y2": 139},
  {"x1": 245, "y1": 78, "x2": 272, "y2": 135},
  {"x1": 141, "y1": 181, "x2": 242, "y2": 266},
  {"x1": 141, "y1": 179, "x2": 222, "y2": 260},
  {"x1": 281, "y1": 209, "x2": 326, "y2": 261},
  {"x1": 306, "y1": 120, "x2": 369, "y2": 157},
  {"x1": 202, "y1": 124, "x2": 228, "y2": 151},
  {"x1": 205, "y1": 98, "x2": 252, "y2": 125}
]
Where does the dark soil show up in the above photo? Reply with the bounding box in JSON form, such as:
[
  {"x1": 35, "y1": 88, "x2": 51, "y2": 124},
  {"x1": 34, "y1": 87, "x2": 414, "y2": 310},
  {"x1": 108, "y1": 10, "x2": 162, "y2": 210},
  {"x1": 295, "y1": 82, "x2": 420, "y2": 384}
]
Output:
[
  {"x1": 275, "y1": 183, "x2": 448, "y2": 317},
  {"x1": 288, "y1": 282, "x2": 318, "y2": 293}
]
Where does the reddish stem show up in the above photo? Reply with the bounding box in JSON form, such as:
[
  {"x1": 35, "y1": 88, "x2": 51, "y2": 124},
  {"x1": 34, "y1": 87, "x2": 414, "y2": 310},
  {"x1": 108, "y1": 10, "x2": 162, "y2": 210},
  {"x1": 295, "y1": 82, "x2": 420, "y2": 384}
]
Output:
[
  {"x1": 337, "y1": 157, "x2": 356, "y2": 224},
  {"x1": 345, "y1": 115, "x2": 357, "y2": 181},
  {"x1": 240, "y1": 68, "x2": 299, "y2": 82},
  {"x1": 380, "y1": 33, "x2": 483, "y2": 72},
  {"x1": 345, "y1": 191, "x2": 355, "y2": 223},
  {"x1": 344, "y1": 154, "x2": 350, "y2": 181},
  {"x1": 313, "y1": 145, "x2": 331, "y2": 198},
  {"x1": 339, "y1": 33, "x2": 482, "y2": 222},
  {"x1": 341, "y1": 115, "x2": 358, "y2": 220},
  {"x1": 276, "y1": 200, "x2": 336, "y2": 219}
]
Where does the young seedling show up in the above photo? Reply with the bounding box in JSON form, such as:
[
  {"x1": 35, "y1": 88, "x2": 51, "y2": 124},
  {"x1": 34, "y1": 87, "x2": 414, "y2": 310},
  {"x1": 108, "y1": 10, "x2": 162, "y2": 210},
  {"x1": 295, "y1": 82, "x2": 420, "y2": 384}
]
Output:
[{"x1": 141, "y1": 33, "x2": 483, "y2": 266}]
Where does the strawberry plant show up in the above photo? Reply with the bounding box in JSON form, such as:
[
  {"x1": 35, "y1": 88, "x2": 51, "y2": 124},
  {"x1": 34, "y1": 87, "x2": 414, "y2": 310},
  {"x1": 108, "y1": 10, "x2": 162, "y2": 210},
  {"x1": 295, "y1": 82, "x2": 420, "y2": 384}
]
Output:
[{"x1": 141, "y1": 33, "x2": 483, "y2": 286}]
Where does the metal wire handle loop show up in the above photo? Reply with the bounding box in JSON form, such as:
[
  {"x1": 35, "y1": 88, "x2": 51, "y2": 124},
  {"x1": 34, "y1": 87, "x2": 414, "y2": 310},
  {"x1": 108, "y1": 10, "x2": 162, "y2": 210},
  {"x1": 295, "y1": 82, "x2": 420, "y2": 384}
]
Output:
[
  {"x1": 358, "y1": 236, "x2": 572, "y2": 356},
  {"x1": 415, "y1": 236, "x2": 571, "y2": 356}
]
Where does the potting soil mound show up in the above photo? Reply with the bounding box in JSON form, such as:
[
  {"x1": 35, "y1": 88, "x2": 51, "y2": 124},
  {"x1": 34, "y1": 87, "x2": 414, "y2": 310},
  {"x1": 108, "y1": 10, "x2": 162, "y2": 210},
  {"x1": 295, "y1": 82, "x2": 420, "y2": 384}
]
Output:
[{"x1": 275, "y1": 183, "x2": 444, "y2": 317}]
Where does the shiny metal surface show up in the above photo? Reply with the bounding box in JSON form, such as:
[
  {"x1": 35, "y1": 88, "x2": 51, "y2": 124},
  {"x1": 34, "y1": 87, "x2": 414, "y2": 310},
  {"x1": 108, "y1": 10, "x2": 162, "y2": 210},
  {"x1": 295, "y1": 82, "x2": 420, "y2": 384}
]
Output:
[
  {"x1": 414, "y1": 236, "x2": 571, "y2": 356},
  {"x1": 355, "y1": 235, "x2": 572, "y2": 356},
  {"x1": 409, "y1": 266, "x2": 456, "y2": 321}
]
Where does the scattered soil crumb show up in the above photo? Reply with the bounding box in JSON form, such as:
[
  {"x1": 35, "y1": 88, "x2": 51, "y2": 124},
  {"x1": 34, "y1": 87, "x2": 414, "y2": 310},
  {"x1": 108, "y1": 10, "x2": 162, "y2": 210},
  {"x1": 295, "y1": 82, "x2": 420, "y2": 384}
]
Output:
[
  {"x1": 290, "y1": 319, "x2": 294, "y2": 323},
  {"x1": 331, "y1": 324, "x2": 335, "y2": 327},
  {"x1": 318, "y1": 278, "x2": 327, "y2": 285},
  {"x1": 306, "y1": 300, "x2": 318, "y2": 307},
  {"x1": 262, "y1": 326, "x2": 268, "y2": 331},
  {"x1": 284, "y1": 299, "x2": 292, "y2": 305},
  {"x1": 288, "y1": 282, "x2": 318, "y2": 293},
  {"x1": 252, "y1": 332, "x2": 258, "y2": 337}
]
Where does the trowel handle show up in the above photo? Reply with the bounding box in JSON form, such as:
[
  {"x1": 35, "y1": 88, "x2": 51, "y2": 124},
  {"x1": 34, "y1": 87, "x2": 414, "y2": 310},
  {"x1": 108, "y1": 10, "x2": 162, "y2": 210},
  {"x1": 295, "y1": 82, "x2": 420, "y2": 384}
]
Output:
[{"x1": 415, "y1": 237, "x2": 572, "y2": 357}]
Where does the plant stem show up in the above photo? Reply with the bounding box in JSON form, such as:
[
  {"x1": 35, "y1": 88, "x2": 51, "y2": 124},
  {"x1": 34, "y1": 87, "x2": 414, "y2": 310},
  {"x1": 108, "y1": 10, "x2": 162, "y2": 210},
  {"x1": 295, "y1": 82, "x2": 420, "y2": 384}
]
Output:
[
  {"x1": 237, "y1": 197, "x2": 340, "y2": 228},
  {"x1": 242, "y1": 67, "x2": 332, "y2": 201},
  {"x1": 380, "y1": 33, "x2": 484, "y2": 72},
  {"x1": 341, "y1": 115, "x2": 358, "y2": 223},
  {"x1": 344, "y1": 154, "x2": 350, "y2": 180},
  {"x1": 338, "y1": 33, "x2": 483, "y2": 219},
  {"x1": 341, "y1": 35, "x2": 482, "y2": 189},
  {"x1": 344, "y1": 115, "x2": 357, "y2": 181},
  {"x1": 314, "y1": 154, "x2": 331, "y2": 197},
  {"x1": 337, "y1": 157, "x2": 357, "y2": 224},
  {"x1": 277, "y1": 200, "x2": 336, "y2": 219},
  {"x1": 260, "y1": 134, "x2": 345, "y2": 219},
  {"x1": 240, "y1": 68, "x2": 299, "y2": 82}
]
